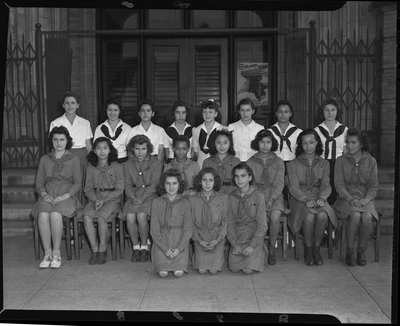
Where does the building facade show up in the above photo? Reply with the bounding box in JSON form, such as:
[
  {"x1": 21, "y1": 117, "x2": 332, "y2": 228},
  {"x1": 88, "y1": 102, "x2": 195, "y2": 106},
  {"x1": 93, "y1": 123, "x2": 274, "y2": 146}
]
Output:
[{"x1": 3, "y1": 2, "x2": 397, "y2": 168}]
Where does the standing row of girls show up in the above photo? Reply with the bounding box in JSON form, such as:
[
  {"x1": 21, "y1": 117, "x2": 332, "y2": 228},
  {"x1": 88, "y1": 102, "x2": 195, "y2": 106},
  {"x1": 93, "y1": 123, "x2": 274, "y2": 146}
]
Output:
[{"x1": 31, "y1": 91, "x2": 378, "y2": 273}]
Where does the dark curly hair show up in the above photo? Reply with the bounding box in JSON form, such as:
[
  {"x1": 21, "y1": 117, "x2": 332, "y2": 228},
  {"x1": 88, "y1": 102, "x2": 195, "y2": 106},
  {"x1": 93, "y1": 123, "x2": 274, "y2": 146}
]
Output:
[
  {"x1": 172, "y1": 135, "x2": 190, "y2": 148},
  {"x1": 100, "y1": 97, "x2": 125, "y2": 122},
  {"x1": 208, "y1": 129, "x2": 236, "y2": 156},
  {"x1": 346, "y1": 127, "x2": 370, "y2": 153},
  {"x1": 234, "y1": 98, "x2": 257, "y2": 121},
  {"x1": 87, "y1": 137, "x2": 118, "y2": 167},
  {"x1": 126, "y1": 134, "x2": 154, "y2": 156},
  {"x1": 48, "y1": 126, "x2": 73, "y2": 150},
  {"x1": 192, "y1": 167, "x2": 222, "y2": 193},
  {"x1": 167, "y1": 100, "x2": 192, "y2": 124},
  {"x1": 157, "y1": 168, "x2": 187, "y2": 196},
  {"x1": 318, "y1": 97, "x2": 343, "y2": 122},
  {"x1": 295, "y1": 129, "x2": 323, "y2": 157},
  {"x1": 61, "y1": 91, "x2": 80, "y2": 104},
  {"x1": 200, "y1": 98, "x2": 221, "y2": 123},
  {"x1": 231, "y1": 163, "x2": 255, "y2": 186},
  {"x1": 250, "y1": 129, "x2": 278, "y2": 152},
  {"x1": 138, "y1": 99, "x2": 154, "y2": 113}
]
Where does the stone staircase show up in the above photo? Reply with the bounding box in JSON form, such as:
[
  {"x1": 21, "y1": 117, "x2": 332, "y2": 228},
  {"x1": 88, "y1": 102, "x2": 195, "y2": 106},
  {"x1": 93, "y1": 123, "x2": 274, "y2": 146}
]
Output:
[{"x1": 2, "y1": 165, "x2": 396, "y2": 237}]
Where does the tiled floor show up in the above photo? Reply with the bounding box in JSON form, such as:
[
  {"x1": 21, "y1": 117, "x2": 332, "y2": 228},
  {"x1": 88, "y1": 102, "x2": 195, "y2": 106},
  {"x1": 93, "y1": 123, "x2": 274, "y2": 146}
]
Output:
[{"x1": 2, "y1": 234, "x2": 393, "y2": 323}]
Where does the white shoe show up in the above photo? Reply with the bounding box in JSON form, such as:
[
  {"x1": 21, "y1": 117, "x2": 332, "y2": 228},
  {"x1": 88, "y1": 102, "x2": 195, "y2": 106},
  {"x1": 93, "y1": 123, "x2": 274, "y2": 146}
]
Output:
[
  {"x1": 39, "y1": 255, "x2": 52, "y2": 268},
  {"x1": 50, "y1": 256, "x2": 62, "y2": 269}
]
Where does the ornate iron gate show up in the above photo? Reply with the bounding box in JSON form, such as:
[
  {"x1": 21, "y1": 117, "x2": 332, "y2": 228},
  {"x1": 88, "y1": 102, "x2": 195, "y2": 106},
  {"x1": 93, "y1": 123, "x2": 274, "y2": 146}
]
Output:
[
  {"x1": 313, "y1": 28, "x2": 382, "y2": 161},
  {"x1": 3, "y1": 27, "x2": 72, "y2": 169},
  {"x1": 3, "y1": 34, "x2": 42, "y2": 168}
]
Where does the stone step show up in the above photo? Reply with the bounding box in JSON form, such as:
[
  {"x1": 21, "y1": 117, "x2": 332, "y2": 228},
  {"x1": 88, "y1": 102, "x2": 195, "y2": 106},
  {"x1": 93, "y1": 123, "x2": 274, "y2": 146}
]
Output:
[
  {"x1": 376, "y1": 183, "x2": 395, "y2": 200},
  {"x1": 2, "y1": 169, "x2": 37, "y2": 187},
  {"x1": 2, "y1": 203, "x2": 34, "y2": 221},
  {"x1": 376, "y1": 165, "x2": 395, "y2": 183},
  {"x1": 2, "y1": 186, "x2": 38, "y2": 204},
  {"x1": 374, "y1": 199, "x2": 394, "y2": 218}
]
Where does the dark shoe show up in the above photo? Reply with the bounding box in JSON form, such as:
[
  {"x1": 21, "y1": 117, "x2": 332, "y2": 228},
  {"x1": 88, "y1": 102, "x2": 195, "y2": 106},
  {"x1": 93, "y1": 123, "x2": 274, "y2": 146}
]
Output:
[
  {"x1": 357, "y1": 252, "x2": 367, "y2": 266},
  {"x1": 140, "y1": 249, "x2": 149, "y2": 262},
  {"x1": 267, "y1": 253, "x2": 276, "y2": 265},
  {"x1": 89, "y1": 252, "x2": 98, "y2": 265},
  {"x1": 97, "y1": 251, "x2": 107, "y2": 265},
  {"x1": 131, "y1": 249, "x2": 140, "y2": 262},
  {"x1": 313, "y1": 246, "x2": 323, "y2": 266},
  {"x1": 304, "y1": 246, "x2": 314, "y2": 266},
  {"x1": 346, "y1": 250, "x2": 356, "y2": 267}
]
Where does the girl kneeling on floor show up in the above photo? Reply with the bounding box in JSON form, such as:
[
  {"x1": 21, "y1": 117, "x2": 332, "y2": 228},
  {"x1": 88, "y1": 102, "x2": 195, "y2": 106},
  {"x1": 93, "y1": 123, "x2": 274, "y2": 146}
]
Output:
[
  {"x1": 32, "y1": 126, "x2": 82, "y2": 269},
  {"x1": 227, "y1": 163, "x2": 268, "y2": 275},
  {"x1": 333, "y1": 128, "x2": 378, "y2": 267},
  {"x1": 189, "y1": 167, "x2": 229, "y2": 275},
  {"x1": 83, "y1": 137, "x2": 124, "y2": 265},
  {"x1": 287, "y1": 129, "x2": 337, "y2": 266},
  {"x1": 150, "y1": 169, "x2": 194, "y2": 278}
]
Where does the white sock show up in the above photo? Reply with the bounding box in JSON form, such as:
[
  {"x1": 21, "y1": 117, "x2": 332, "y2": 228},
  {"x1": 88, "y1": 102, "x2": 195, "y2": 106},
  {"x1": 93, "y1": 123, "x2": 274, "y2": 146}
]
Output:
[
  {"x1": 133, "y1": 244, "x2": 141, "y2": 250},
  {"x1": 147, "y1": 238, "x2": 151, "y2": 245},
  {"x1": 141, "y1": 244, "x2": 148, "y2": 251}
]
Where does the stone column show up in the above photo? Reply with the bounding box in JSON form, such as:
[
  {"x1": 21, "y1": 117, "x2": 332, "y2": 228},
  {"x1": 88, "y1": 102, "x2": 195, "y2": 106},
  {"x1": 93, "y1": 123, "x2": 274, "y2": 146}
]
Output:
[{"x1": 369, "y1": 1, "x2": 397, "y2": 165}]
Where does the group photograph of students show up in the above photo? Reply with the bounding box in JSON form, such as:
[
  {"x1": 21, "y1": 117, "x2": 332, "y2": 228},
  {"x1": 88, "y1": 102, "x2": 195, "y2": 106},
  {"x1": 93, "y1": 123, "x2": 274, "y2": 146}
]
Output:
[{"x1": 33, "y1": 90, "x2": 379, "y2": 278}]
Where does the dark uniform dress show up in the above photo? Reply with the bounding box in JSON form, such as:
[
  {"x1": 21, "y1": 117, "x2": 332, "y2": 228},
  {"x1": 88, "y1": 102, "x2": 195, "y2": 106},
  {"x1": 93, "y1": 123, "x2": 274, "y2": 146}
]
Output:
[
  {"x1": 150, "y1": 194, "x2": 194, "y2": 274},
  {"x1": 287, "y1": 154, "x2": 337, "y2": 234},
  {"x1": 189, "y1": 191, "x2": 229, "y2": 272},
  {"x1": 227, "y1": 187, "x2": 268, "y2": 272},
  {"x1": 246, "y1": 152, "x2": 291, "y2": 214},
  {"x1": 122, "y1": 154, "x2": 162, "y2": 218},
  {"x1": 83, "y1": 161, "x2": 124, "y2": 222},
  {"x1": 31, "y1": 150, "x2": 82, "y2": 219},
  {"x1": 333, "y1": 152, "x2": 378, "y2": 219},
  {"x1": 202, "y1": 154, "x2": 241, "y2": 195}
]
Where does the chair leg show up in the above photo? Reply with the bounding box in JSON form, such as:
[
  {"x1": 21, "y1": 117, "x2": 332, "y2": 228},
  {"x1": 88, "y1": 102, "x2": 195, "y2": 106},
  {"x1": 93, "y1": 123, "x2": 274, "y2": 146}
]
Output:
[
  {"x1": 34, "y1": 220, "x2": 41, "y2": 260},
  {"x1": 119, "y1": 219, "x2": 125, "y2": 259},
  {"x1": 64, "y1": 218, "x2": 72, "y2": 260},
  {"x1": 294, "y1": 232, "x2": 299, "y2": 261},
  {"x1": 375, "y1": 217, "x2": 380, "y2": 262},
  {"x1": 111, "y1": 219, "x2": 117, "y2": 260},
  {"x1": 73, "y1": 216, "x2": 80, "y2": 260},
  {"x1": 282, "y1": 215, "x2": 288, "y2": 261},
  {"x1": 328, "y1": 220, "x2": 333, "y2": 259},
  {"x1": 340, "y1": 219, "x2": 347, "y2": 261}
]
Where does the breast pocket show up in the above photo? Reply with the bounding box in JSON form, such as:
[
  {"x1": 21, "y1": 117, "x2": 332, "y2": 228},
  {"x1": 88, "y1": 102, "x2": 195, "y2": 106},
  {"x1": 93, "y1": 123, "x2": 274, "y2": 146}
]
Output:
[
  {"x1": 211, "y1": 204, "x2": 223, "y2": 224},
  {"x1": 60, "y1": 161, "x2": 74, "y2": 178}
]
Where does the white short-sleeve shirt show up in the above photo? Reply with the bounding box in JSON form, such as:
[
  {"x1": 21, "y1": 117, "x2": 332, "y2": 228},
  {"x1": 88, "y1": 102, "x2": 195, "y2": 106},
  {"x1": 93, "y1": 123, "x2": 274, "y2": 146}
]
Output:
[
  {"x1": 49, "y1": 114, "x2": 93, "y2": 149},
  {"x1": 228, "y1": 120, "x2": 265, "y2": 162},
  {"x1": 268, "y1": 122, "x2": 302, "y2": 161},
  {"x1": 94, "y1": 120, "x2": 132, "y2": 159},
  {"x1": 126, "y1": 122, "x2": 169, "y2": 156},
  {"x1": 315, "y1": 122, "x2": 348, "y2": 160}
]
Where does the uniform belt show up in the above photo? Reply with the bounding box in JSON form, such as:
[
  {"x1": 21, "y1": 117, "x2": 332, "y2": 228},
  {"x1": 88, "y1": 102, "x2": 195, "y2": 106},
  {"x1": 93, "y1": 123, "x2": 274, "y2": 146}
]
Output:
[{"x1": 95, "y1": 188, "x2": 116, "y2": 192}]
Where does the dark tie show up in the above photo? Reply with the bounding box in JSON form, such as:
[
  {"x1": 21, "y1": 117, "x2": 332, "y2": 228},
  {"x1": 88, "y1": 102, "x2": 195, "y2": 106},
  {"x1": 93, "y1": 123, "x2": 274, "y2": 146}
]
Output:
[
  {"x1": 270, "y1": 126, "x2": 298, "y2": 153},
  {"x1": 317, "y1": 125, "x2": 346, "y2": 160}
]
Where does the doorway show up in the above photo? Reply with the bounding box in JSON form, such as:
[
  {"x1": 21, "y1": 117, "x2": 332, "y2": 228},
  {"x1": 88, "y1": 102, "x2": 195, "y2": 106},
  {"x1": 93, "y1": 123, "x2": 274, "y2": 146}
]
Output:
[{"x1": 146, "y1": 38, "x2": 228, "y2": 128}]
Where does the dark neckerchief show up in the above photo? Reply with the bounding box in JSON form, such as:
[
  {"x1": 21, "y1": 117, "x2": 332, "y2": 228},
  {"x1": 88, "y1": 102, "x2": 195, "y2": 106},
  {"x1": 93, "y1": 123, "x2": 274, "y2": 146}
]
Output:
[
  {"x1": 199, "y1": 127, "x2": 217, "y2": 154},
  {"x1": 166, "y1": 124, "x2": 193, "y2": 140},
  {"x1": 270, "y1": 125, "x2": 298, "y2": 153},
  {"x1": 48, "y1": 150, "x2": 76, "y2": 175},
  {"x1": 101, "y1": 124, "x2": 123, "y2": 141},
  {"x1": 317, "y1": 124, "x2": 346, "y2": 160}
]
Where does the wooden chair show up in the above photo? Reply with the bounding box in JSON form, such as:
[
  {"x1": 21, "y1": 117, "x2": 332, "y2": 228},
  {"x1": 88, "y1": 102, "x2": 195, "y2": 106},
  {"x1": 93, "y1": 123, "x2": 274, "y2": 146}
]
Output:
[
  {"x1": 33, "y1": 164, "x2": 85, "y2": 261},
  {"x1": 291, "y1": 219, "x2": 335, "y2": 261},
  {"x1": 264, "y1": 213, "x2": 289, "y2": 261},
  {"x1": 335, "y1": 212, "x2": 381, "y2": 262},
  {"x1": 77, "y1": 193, "x2": 124, "y2": 261}
]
